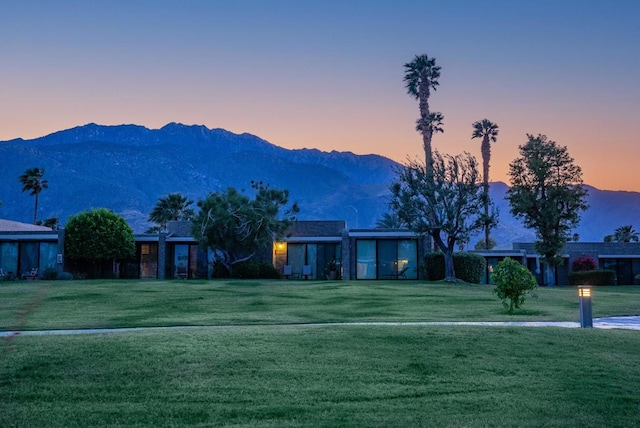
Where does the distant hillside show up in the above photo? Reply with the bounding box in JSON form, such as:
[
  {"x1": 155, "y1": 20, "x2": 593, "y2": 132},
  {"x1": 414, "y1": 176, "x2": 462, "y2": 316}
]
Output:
[{"x1": 1, "y1": 123, "x2": 638, "y2": 245}]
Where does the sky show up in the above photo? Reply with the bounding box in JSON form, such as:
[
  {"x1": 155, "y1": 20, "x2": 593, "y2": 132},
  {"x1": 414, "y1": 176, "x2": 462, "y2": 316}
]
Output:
[{"x1": 2, "y1": 0, "x2": 639, "y2": 191}]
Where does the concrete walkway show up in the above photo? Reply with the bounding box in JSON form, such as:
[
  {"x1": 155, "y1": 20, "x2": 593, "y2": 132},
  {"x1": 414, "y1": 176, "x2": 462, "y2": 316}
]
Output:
[{"x1": 1, "y1": 316, "x2": 639, "y2": 337}]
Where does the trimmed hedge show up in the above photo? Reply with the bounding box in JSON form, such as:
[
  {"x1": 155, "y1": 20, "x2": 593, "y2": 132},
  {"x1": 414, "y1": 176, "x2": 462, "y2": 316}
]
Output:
[
  {"x1": 424, "y1": 252, "x2": 486, "y2": 283},
  {"x1": 568, "y1": 269, "x2": 616, "y2": 286}
]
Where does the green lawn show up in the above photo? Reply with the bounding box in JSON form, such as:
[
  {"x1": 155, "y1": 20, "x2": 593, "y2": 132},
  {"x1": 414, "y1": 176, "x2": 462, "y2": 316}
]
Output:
[
  {"x1": 1, "y1": 279, "x2": 639, "y2": 331},
  {"x1": 1, "y1": 280, "x2": 640, "y2": 427}
]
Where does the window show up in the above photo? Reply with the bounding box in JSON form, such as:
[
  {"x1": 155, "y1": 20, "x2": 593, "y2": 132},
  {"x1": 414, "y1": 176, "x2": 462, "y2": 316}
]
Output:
[
  {"x1": 356, "y1": 239, "x2": 417, "y2": 280},
  {"x1": 140, "y1": 243, "x2": 158, "y2": 278},
  {"x1": 287, "y1": 243, "x2": 341, "y2": 279}
]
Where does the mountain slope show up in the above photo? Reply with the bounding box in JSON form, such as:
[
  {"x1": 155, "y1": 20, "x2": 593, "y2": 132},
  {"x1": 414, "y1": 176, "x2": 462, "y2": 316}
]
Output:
[{"x1": 1, "y1": 123, "x2": 638, "y2": 244}]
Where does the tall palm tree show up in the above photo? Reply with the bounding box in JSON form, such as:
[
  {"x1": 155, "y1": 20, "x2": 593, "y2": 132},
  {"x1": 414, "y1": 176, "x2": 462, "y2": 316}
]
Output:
[
  {"x1": 613, "y1": 225, "x2": 639, "y2": 243},
  {"x1": 404, "y1": 54, "x2": 441, "y2": 169},
  {"x1": 19, "y1": 167, "x2": 48, "y2": 224},
  {"x1": 148, "y1": 193, "x2": 195, "y2": 230},
  {"x1": 471, "y1": 119, "x2": 499, "y2": 249}
]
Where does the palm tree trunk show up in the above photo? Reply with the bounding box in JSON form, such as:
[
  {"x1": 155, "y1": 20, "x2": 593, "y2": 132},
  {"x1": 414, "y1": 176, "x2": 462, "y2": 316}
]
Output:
[
  {"x1": 33, "y1": 192, "x2": 39, "y2": 224},
  {"x1": 482, "y1": 137, "x2": 491, "y2": 249}
]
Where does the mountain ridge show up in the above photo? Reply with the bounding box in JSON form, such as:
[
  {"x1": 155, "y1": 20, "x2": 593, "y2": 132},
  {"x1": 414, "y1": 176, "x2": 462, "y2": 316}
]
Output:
[{"x1": 1, "y1": 122, "x2": 638, "y2": 245}]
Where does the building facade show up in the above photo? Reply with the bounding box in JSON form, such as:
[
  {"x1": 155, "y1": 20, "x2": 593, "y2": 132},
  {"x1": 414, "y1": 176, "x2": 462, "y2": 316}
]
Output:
[{"x1": 3, "y1": 218, "x2": 640, "y2": 284}]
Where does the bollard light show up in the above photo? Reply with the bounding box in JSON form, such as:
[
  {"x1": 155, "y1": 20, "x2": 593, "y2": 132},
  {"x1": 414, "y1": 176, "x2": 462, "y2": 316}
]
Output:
[{"x1": 578, "y1": 286, "x2": 593, "y2": 328}]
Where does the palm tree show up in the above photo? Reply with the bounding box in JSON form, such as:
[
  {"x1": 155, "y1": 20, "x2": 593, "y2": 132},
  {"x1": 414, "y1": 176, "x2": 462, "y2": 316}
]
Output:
[
  {"x1": 376, "y1": 213, "x2": 407, "y2": 229},
  {"x1": 404, "y1": 54, "x2": 441, "y2": 169},
  {"x1": 613, "y1": 225, "x2": 639, "y2": 243},
  {"x1": 471, "y1": 119, "x2": 499, "y2": 249},
  {"x1": 148, "y1": 193, "x2": 195, "y2": 230},
  {"x1": 19, "y1": 167, "x2": 48, "y2": 224}
]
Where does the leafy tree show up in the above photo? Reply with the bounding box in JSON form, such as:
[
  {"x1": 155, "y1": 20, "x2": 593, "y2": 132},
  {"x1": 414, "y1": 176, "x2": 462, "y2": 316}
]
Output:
[
  {"x1": 65, "y1": 208, "x2": 135, "y2": 277},
  {"x1": 36, "y1": 217, "x2": 59, "y2": 230},
  {"x1": 604, "y1": 225, "x2": 639, "y2": 243},
  {"x1": 492, "y1": 257, "x2": 538, "y2": 314},
  {"x1": 148, "y1": 193, "x2": 195, "y2": 229},
  {"x1": 474, "y1": 237, "x2": 497, "y2": 250},
  {"x1": 375, "y1": 213, "x2": 407, "y2": 229},
  {"x1": 19, "y1": 167, "x2": 48, "y2": 224},
  {"x1": 390, "y1": 151, "x2": 494, "y2": 281},
  {"x1": 472, "y1": 119, "x2": 499, "y2": 249},
  {"x1": 506, "y1": 134, "x2": 588, "y2": 283},
  {"x1": 192, "y1": 181, "x2": 298, "y2": 276},
  {"x1": 404, "y1": 53, "x2": 442, "y2": 168}
]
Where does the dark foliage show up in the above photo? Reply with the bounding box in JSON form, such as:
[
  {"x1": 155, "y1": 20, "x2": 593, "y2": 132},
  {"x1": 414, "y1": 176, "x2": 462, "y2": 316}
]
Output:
[
  {"x1": 571, "y1": 256, "x2": 597, "y2": 272},
  {"x1": 424, "y1": 252, "x2": 485, "y2": 283},
  {"x1": 568, "y1": 270, "x2": 617, "y2": 286}
]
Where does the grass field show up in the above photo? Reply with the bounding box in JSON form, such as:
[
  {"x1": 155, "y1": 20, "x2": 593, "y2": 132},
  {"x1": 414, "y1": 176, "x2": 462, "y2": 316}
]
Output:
[
  {"x1": 1, "y1": 279, "x2": 639, "y2": 331},
  {"x1": 1, "y1": 280, "x2": 640, "y2": 427}
]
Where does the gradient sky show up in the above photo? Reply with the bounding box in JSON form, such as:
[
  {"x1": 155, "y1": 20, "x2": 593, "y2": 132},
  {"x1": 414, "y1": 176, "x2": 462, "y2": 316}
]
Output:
[{"x1": 2, "y1": 0, "x2": 639, "y2": 191}]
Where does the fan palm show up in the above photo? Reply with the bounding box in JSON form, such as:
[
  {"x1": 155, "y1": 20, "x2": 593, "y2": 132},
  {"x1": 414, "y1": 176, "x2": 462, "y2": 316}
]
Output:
[
  {"x1": 148, "y1": 193, "x2": 195, "y2": 229},
  {"x1": 472, "y1": 119, "x2": 499, "y2": 249},
  {"x1": 404, "y1": 54, "x2": 441, "y2": 168},
  {"x1": 19, "y1": 167, "x2": 48, "y2": 224},
  {"x1": 375, "y1": 213, "x2": 407, "y2": 229},
  {"x1": 613, "y1": 225, "x2": 639, "y2": 243}
]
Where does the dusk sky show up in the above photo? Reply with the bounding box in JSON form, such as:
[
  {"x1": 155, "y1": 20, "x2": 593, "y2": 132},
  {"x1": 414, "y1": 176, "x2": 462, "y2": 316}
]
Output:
[{"x1": 2, "y1": 0, "x2": 639, "y2": 191}]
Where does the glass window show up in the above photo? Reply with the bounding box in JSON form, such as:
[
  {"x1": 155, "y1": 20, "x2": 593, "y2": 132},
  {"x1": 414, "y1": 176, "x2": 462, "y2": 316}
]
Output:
[
  {"x1": 0, "y1": 243, "x2": 18, "y2": 275},
  {"x1": 19, "y1": 242, "x2": 39, "y2": 275},
  {"x1": 356, "y1": 240, "x2": 376, "y2": 279},
  {"x1": 397, "y1": 240, "x2": 418, "y2": 279},
  {"x1": 287, "y1": 244, "x2": 306, "y2": 278},
  {"x1": 306, "y1": 244, "x2": 317, "y2": 279},
  {"x1": 39, "y1": 242, "x2": 58, "y2": 273},
  {"x1": 377, "y1": 240, "x2": 396, "y2": 278},
  {"x1": 174, "y1": 244, "x2": 189, "y2": 278},
  {"x1": 140, "y1": 243, "x2": 158, "y2": 278}
]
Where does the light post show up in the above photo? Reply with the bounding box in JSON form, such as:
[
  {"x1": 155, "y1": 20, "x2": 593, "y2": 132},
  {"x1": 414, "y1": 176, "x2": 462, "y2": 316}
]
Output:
[{"x1": 578, "y1": 286, "x2": 593, "y2": 328}]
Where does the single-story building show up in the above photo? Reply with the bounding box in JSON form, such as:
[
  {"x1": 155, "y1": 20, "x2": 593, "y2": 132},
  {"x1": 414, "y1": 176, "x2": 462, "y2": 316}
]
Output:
[{"x1": 2, "y1": 218, "x2": 640, "y2": 284}]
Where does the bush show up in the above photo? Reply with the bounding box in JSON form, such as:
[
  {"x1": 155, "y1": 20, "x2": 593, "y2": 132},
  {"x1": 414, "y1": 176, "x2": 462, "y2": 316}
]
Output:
[
  {"x1": 572, "y1": 256, "x2": 597, "y2": 272},
  {"x1": 568, "y1": 270, "x2": 616, "y2": 286},
  {"x1": 423, "y1": 252, "x2": 486, "y2": 283},
  {"x1": 258, "y1": 263, "x2": 281, "y2": 279},
  {"x1": 491, "y1": 257, "x2": 538, "y2": 313},
  {"x1": 42, "y1": 267, "x2": 58, "y2": 280},
  {"x1": 58, "y1": 272, "x2": 73, "y2": 281},
  {"x1": 232, "y1": 261, "x2": 260, "y2": 279}
]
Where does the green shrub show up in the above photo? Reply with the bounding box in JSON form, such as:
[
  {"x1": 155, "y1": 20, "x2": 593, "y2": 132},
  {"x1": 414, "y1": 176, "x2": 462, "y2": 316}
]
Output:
[
  {"x1": 491, "y1": 257, "x2": 538, "y2": 313},
  {"x1": 58, "y1": 272, "x2": 73, "y2": 281},
  {"x1": 258, "y1": 263, "x2": 281, "y2": 279},
  {"x1": 568, "y1": 270, "x2": 616, "y2": 286},
  {"x1": 42, "y1": 267, "x2": 58, "y2": 280},
  {"x1": 232, "y1": 261, "x2": 260, "y2": 279},
  {"x1": 424, "y1": 252, "x2": 486, "y2": 283},
  {"x1": 211, "y1": 260, "x2": 230, "y2": 278}
]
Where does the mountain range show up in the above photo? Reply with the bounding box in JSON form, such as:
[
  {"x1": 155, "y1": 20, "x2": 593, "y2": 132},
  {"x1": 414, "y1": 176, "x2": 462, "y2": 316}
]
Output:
[{"x1": 1, "y1": 123, "x2": 638, "y2": 246}]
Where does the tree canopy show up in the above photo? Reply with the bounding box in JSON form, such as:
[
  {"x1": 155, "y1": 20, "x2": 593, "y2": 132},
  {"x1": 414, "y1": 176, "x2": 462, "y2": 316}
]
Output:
[
  {"x1": 19, "y1": 167, "x2": 48, "y2": 224},
  {"x1": 65, "y1": 208, "x2": 135, "y2": 276},
  {"x1": 391, "y1": 151, "x2": 494, "y2": 281},
  {"x1": 604, "y1": 225, "x2": 639, "y2": 243},
  {"x1": 192, "y1": 181, "x2": 298, "y2": 275},
  {"x1": 507, "y1": 134, "x2": 588, "y2": 268},
  {"x1": 148, "y1": 192, "x2": 194, "y2": 229}
]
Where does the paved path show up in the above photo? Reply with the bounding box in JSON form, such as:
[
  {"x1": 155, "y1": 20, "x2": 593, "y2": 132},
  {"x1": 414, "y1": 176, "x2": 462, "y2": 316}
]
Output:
[{"x1": 1, "y1": 316, "x2": 639, "y2": 337}]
